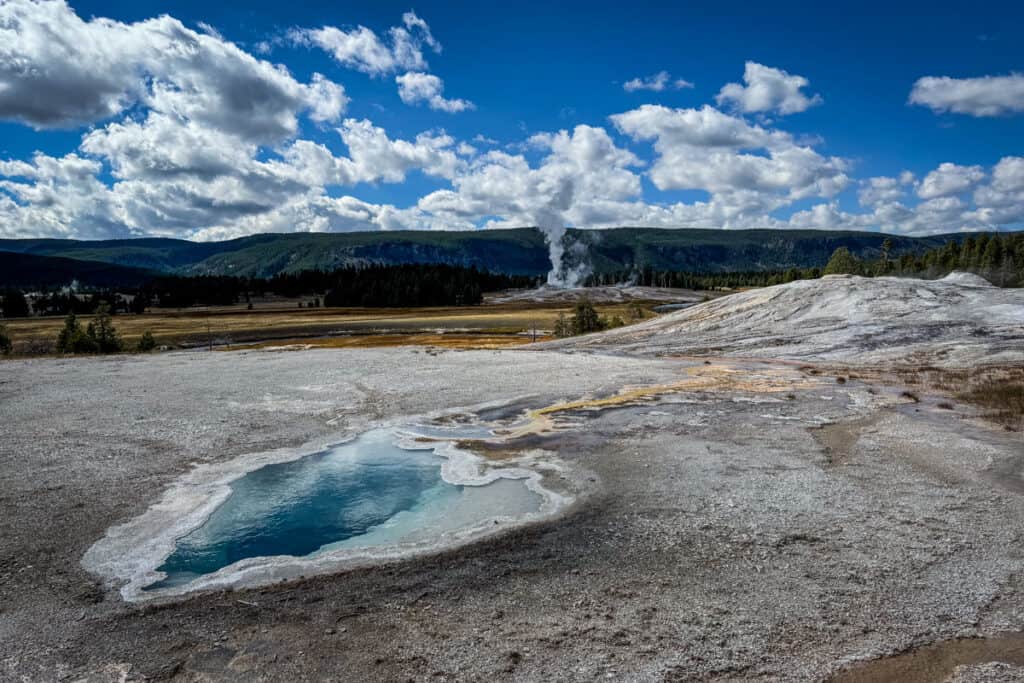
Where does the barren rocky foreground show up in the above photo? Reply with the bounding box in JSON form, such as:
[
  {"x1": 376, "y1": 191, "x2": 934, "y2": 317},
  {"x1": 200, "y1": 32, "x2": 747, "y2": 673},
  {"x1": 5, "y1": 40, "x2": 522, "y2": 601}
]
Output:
[{"x1": 1, "y1": 275, "x2": 1023, "y2": 682}]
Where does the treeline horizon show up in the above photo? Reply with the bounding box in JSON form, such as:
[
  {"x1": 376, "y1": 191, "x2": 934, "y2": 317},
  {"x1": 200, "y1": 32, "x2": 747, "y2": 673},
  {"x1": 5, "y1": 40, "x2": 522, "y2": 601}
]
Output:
[
  {"x1": 1, "y1": 264, "x2": 538, "y2": 317},
  {"x1": 2, "y1": 232, "x2": 1021, "y2": 319},
  {"x1": 585, "y1": 232, "x2": 1024, "y2": 290}
]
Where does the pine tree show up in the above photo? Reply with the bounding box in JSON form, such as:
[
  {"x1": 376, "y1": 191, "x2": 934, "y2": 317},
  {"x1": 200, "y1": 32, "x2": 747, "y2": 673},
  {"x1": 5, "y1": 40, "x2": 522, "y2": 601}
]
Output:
[
  {"x1": 56, "y1": 312, "x2": 97, "y2": 354},
  {"x1": 553, "y1": 312, "x2": 572, "y2": 338},
  {"x1": 1, "y1": 289, "x2": 29, "y2": 318},
  {"x1": 87, "y1": 303, "x2": 123, "y2": 353},
  {"x1": 136, "y1": 330, "x2": 157, "y2": 352},
  {"x1": 571, "y1": 298, "x2": 604, "y2": 335},
  {"x1": 823, "y1": 247, "x2": 862, "y2": 275}
]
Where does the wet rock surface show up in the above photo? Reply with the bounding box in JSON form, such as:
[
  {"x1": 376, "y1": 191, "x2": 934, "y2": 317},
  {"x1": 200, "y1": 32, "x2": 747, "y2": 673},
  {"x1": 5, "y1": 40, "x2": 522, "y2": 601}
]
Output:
[{"x1": 1, "y1": 347, "x2": 1023, "y2": 681}]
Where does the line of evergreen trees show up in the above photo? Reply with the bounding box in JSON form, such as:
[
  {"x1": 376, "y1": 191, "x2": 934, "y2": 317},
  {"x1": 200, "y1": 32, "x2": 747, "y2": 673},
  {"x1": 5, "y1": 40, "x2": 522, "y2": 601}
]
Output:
[
  {"x1": 0, "y1": 264, "x2": 536, "y2": 317},
  {"x1": 584, "y1": 232, "x2": 1023, "y2": 290},
  {"x1": 135, "y1": 266, "x2": 533, "y2": 308},
  {"x1": 822, "y1": 233, "x2": 1023, "y2": 285}
]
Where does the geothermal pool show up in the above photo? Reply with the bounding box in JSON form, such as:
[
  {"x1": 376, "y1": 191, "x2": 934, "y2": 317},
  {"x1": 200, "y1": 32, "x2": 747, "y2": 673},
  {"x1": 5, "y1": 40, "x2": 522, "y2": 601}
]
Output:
[{"x1": 141, "y1": 427, "x2": 543, "y2": 592}]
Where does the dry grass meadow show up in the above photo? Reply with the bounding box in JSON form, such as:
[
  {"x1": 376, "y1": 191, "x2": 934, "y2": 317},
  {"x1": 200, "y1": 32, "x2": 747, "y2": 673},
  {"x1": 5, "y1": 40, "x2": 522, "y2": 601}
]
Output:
[{"x1": 2, "y1": 300, "x2": 652, "y2": 354}]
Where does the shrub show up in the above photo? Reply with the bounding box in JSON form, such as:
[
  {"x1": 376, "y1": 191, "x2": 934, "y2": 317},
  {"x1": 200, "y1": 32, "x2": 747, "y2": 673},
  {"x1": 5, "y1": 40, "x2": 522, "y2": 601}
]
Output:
[
  {"x1": 136, "y1": 330, "x2": 157, "y2": 352},
  {"x1": 56, "y1": 312, "x2": 96, "y2": 354},
  {"x1": 553, "y1": 312, "x2": 572, "y2": 338},
  {"x1": 571, "y1": 298, "x2": 604, "y2": 335},
  {"x1": 86, "y1": 304, "x2": 123, "y2": 353},
  {"x1": 55, "y1": 305, "x2": 122, "y2": 354},
  {"x1": 0, "y1": 325, "x2": 11, "y2": 355},
  {"x1": 823, "y1": 247, "x2": 862, "y2": 275},
  {"x1": 1, "y1": 288, "x2": 29, "y2": 318}
]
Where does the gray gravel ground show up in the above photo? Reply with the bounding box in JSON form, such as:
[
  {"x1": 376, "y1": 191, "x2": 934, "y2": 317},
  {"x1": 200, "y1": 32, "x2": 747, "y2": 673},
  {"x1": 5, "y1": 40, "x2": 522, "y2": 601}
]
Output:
[
  {"x1": 1, "y1": 346, "x2": 1023, "y2": 682},
  {"x1": 947, "y1": 663, "x2": 1024, "y2": 681}
]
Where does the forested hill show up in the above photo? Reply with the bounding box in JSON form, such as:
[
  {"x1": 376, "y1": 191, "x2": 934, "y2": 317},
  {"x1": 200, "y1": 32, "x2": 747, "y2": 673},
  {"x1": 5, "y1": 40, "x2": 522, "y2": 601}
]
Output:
[
  {"x1": 0, "y1": 227, "x2": 989, "y2": 281},
  {"x1": 0, "y1": 251, "x2": 158, "y2": 289}
]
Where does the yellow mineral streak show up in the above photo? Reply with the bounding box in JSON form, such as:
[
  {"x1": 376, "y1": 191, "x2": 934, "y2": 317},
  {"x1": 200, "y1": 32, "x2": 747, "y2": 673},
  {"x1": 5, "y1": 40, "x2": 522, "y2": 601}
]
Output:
[{"x1": 530, "y1": 363, "x2": 819, "y2": 421}]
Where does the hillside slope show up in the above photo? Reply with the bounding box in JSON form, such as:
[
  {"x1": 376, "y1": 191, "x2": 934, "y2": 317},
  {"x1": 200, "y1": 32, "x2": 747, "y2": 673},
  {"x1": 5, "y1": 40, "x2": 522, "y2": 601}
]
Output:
[
  {"x1": 0, "y1": 228, "x2": 966, "y2": 278},
  {"x1": 0, "y1": 251, "x2": 157, "y2": 288},
  {"x1": 541, "y1": 273, "x2": 1024, "y2": 367}
]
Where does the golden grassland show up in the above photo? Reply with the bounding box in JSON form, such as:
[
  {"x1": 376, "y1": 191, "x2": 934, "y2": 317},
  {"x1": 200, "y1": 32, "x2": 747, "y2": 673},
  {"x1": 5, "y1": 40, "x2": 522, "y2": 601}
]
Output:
[{"x1": 1, "y1": 300, "x2": 650, "y2": 354}]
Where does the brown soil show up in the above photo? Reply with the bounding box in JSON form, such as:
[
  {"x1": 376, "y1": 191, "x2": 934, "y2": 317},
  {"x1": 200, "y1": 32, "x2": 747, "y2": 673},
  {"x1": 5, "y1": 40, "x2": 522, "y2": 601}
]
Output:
[{"x1": 830, "y1": 633, "x2": 1024, "y2": 682}]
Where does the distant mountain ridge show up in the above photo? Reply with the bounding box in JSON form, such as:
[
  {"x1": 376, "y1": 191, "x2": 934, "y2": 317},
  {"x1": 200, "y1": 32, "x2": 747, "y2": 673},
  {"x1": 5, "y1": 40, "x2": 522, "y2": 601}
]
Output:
[
  {"x1": 0, "y1": 227, "x2": 996, "y2": 286},
  {"x1": 0, "y1": 251, "x2": 158, "y2": 289}
]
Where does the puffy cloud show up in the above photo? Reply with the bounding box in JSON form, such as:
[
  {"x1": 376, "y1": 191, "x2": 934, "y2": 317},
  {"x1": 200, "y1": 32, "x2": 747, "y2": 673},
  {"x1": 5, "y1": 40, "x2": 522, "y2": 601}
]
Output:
[
  {"x1": 334, "y1": 118, "x2": 463, "y2": 182},
  {"x1": 306, "y1": 74, "x2": 349, "y2": 123},
  {"x1": 917, "y1": 162, "x2": 985, "y2": 199},
  {"x1": 0, "y1": 0, "x2": 345, "y2": 141},
  {"x1": 416, "y1": 125, "x2": 644, "y2": 229},
  {"x1": 970, "y1": 156, "x2": 1024, "y2": 225},
  {"x1": 786, "y1": 159, "x2": 1019, "y2": 236},
  {"x1": 716, "y1": 62, "x2": 822, "y2": 115},
  {"x1": 0, "y1": 152, "x2": 124, "y2": 238},
  {"x1": 610, "y1": 104, "x2": 848, "y2": 222},
  {"x1": 858, "y1": 174, "x2": 913, "y2": 207},
  {"x1": 291, "y1": 11, "x2": 440, "y2": 77},
  {"x1": 1, "y1": 111, "x2": 465, "y2": 239},
  {"x1": 623, "y1": 71, "x2": 694, "y2": 92},
  {"x1": 909, "y1": 74, "x2": 1024, "y2": 117},
  {"x1": 188, "y1": 194, "x2": 409, "y2": 241},
  {"x1": 295, "y1": 13, "x2": 468, "y2": 114},
  {"x1": 395, "y1": 72, "x2": 474, "y2": 113}
]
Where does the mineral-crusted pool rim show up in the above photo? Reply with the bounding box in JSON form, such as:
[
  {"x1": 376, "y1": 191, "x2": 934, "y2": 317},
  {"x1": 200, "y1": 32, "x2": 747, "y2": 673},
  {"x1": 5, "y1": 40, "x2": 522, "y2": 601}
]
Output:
[{"x1": 82, "y1": 415, "x2": 579, "y2": 602}]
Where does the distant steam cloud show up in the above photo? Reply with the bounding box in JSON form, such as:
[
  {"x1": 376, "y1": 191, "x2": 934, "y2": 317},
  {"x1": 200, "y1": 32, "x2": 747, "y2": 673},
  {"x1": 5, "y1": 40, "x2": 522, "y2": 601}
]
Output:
[{"x1": 530, "y1": 182, "x2": 591, "y2": 288}]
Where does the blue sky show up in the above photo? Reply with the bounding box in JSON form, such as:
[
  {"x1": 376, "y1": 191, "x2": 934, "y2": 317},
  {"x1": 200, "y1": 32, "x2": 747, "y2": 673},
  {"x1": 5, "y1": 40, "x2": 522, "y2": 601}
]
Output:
[{"x1": 0, "y1": 0, "x2": 1022, "y2": 240}]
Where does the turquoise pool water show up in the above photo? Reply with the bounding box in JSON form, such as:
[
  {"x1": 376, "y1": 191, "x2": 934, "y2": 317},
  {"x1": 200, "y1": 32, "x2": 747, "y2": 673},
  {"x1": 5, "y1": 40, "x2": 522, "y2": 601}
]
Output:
[{"x1": 146, "y1": 428, "x2": 538, "y2": 590}]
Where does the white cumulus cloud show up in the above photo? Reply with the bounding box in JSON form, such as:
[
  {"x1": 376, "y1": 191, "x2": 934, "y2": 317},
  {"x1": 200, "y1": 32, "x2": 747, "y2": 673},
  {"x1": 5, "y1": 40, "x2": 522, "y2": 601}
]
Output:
[
  {"x1": 917, "y1": 162, "x2": 985, "y2": 199},
  {"x1": 623, "y1": 71, "x2": 694, "y2": 92},
  {"x1": 290, "y1": 10, "x2": 440, "y2": 77},
  {"x1": 0, "y1": 0, "x2": 345, "y2": 141},
  {"x1": 858, "y1": 174, "x2": 914, "y2": 207},
  {"x1": 716, "y1": 62, "x2": 822, "y2": 115},
  {"x1": 396, "y1": 72, "x2": 474, "y2": 113},
  {"x1": 909, "y1": 74, "x2": 1024, "y2": 117},
  {"x1": 611, "y1": 104, "x2": 848, "y2": 222}
]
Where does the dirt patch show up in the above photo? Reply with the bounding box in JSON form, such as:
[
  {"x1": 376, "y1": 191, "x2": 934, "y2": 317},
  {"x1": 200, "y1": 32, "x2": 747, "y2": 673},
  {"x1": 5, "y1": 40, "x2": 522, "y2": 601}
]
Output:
[
  {"x1": 811, "y1": 412, "x2": 886, "y2": 467},
  {"x1": 830, "y1": 632, "x2": 1024, "y2": 683}
]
